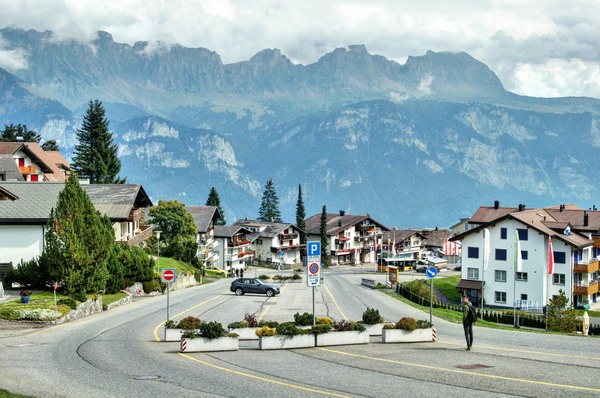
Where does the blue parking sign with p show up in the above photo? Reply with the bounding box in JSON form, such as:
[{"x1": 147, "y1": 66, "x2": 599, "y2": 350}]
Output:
[{"x1": 308, "y1": 241, "x2": 320, "y2": 256}]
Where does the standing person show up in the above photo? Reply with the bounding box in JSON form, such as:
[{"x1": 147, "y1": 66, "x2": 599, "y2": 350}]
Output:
[{"x1": 462, "y1": 295, "x2": 476, "y2": 350}]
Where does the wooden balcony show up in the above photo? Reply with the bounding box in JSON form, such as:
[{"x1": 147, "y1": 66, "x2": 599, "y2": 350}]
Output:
[
  {"x1": 281, "y1": 233, "x2": 298, "y2": 239},
  {"x1": 574, "y1": 260, "x2": 600, "y2": 274},
  {"x1": 270, "y1": 244, "x2": 306, "y2": 252},
  {"x1": 128, "y1": 208, "x2": 145, "y2": 222},
  {"x1": 123, "y1": 225, "x2": 153, "y2": 247},
  {"x1": 18, "y1": 165, "x2": 36, "y2": 175},
  {"x1": 574, "y1": 281, "x2": 599, "y2": 296}
]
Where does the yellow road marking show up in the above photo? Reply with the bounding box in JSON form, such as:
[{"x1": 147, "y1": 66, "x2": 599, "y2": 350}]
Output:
[
  {"x1": 436, "y1": 340, "x2": 600, "y2": 361},
  {"x1": 178, "y1": 353, "x2": 350, "y2": 397},
  {"x1": 153, "y1": 295, "x2": 223, "y2": 341},
  {"x1": 317, "y1": 347, "x2": 600, "y2": 392},
  {"x1": 257, "y1": 282, "x2": 289, "y2": 322},
  {"x1": 323, "y1": 281, "x2": 347, "y2": 320}
]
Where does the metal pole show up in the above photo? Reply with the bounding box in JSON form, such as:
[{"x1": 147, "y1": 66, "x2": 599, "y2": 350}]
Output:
[
  {"x1": 166, "y1": 281, "x2": 170, "y2": 321},
  {"x1": 481, "y1": 266, "x2": 485, "y2": 312},
  {"x1": 513, "y1": 267, "x2": 517, "y2": 327},
  {"x1": 429, "y1": 278, "x2": 433, "y2": 325},
  {"x1": 312, "y1": 286, "x2": 316, "y2": 326}
]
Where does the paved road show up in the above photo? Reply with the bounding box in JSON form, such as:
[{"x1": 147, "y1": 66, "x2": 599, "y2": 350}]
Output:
[{"x1": 0, "y1": 269, "x2": 599, "y2": 398}]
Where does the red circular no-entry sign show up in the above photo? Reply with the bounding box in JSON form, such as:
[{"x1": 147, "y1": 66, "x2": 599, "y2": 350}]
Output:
[{"x1": 162, "y1": 268, "x2": 175, "y2": 282}]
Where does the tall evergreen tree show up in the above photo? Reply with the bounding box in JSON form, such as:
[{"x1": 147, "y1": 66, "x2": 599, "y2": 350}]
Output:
[
  {"x1": 319, "y1": 205, "x2": 330, "y2": 267},
  {"x1": 0, "y1": 123, "x2": 41, "y2": 142},
  {"x1": 296, "y1": 184, "x2": 307, "y2": 244},
  {"x1": 258, "y1": 179, "x2": 282, "y2": 222},
  {"x1": 40, "y1": 173, "x2": 114, "y2": 295},
  {"x1": 206, "y1": 187, "x2": 226, "y2": 226},
  {"x1": 72, "y1": 99, "x2": 125, "y2": 184},
  {"x1": 41, "y1": 139, "x2": 60, "y2": 151}
]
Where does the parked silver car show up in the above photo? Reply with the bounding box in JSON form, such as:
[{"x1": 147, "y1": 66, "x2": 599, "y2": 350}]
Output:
[{"x1": 230, "y1": 278, "x2": 280, "y2": 297}]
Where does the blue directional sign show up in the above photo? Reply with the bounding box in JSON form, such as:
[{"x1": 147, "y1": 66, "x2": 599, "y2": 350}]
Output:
[
  {"x1": 307, "y1": 241, "x2": 321, "y2": 257},
  {"x1": 426, "y1": 267, "x2": 438, "y2": 279}
]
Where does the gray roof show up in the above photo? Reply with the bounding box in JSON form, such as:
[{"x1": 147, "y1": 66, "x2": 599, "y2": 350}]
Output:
[
  {"x1": 0, "y1": 181, "x2": 152, "y2": 224},
  {"x1": 305, "y1": 212, "x2": 389, "y2": 236},
  {"x1": 0, "y1": 155, "x2": 24, "y2": 181},
  {"x1": 186, "y1": 206, "x2": 220, "y2": 233},
  {"x1": 232, "y1": 219, "x2": 300, "y2": 242},
  {"x1": 214, "y1": 225, "x2": 252, "y2": 238}
]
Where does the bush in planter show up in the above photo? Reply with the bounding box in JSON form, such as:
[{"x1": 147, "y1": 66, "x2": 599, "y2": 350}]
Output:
[
  {"x1": 277, "y1": 322, "x2": 305, "y2": 336},
  {"x1": 199, "y1": 321, "x2": 228, "y2": 339},
  {"x1": 392, "y1": 317, "x2": 418, "y2": 331},
  {"x1": 292, "y1": 273, "x2": 301, "y2": 280},
  {"x1": 333, "y1": 320, "x2": 367, "y2": 332},
  {"x1": 258, "y1": 320, "x2": 279, "y2": 328},
  {"x1": 228, "y1": 313, "x2": 260, "y2": 329},
  {"x1": 258, "y1": 274, "x2": 270, "y2": 280},
  {"x1": 256, "y1": 325, "x2": 277, "y2": 337},
  {"x1": 164, "y1": 320, "x2": 177, "y2": 329},
  {"x1": 316, "y1": 317, "x2": 333, "y2": 325},
  {"x1": 362, "y1": 307, "x2": 384, "y2": 325},
  {"x1": 294, "y1": 312, "x2": 313, "y2": 326},
  {"x1": 416, "y1": 320, "x2": 433, "y2": 329},
  {"x1": 227, "y1": 320, "x2": 249, "y2": 329},
  {"x1": 311, "y1": 324, "x2": 332, "y2": 334},
  {"x1": 177, "y1": 316, "x2": 202, "y2": 330}
]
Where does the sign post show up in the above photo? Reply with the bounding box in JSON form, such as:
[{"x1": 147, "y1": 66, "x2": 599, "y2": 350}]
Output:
[
  {"x1": 307, "y1": 241, "x2": 322, "y2": 326},
  {"x1": 161, "y1": 268, "x2": 177, "y2": 321},
  {"x1": 426, "y1": 266, "x2": 438, "y2": 325}
]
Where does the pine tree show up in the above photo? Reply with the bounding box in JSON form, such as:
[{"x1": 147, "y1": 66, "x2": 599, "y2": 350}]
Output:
[
  {"x1": 40, "y1": 173, "x2": 114, "y2": 295},
  {"x1": 258, "y1": 179, "x2": 282, "y2": 222},
  {"x1": 72, "y1": 99, "x2": 125, "y2": 184},
  {"x1": 41, "y1": 139, "x2": 59, "y2": 151},
  {"x1": 0, "y1": 124, "x2": 41, "y2": 142},
  {"x1": 319, "y1": 205, "x2": 330, "y2": 267},
  {"x1": 206, "y1": 187, "x2": 226, "y2": 226},
  {"x1": 546, "y1": 289, "x2": 578, "y2": 333},
  {"x1": 296, "y1": 184, "x2": 307, "y2": 244}
]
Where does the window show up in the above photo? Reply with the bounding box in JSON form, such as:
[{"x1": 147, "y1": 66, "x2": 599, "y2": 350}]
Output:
[
  {"x1": 495, "y1": 270, "x2": 507, "y2": 282},
  {"x1": 554, "y1": 252, "x2": 566, "y2": 264},
  {"x1": 467, "y1": 268, "x2": 479, "y2": 279},
  {"x1": 553, "y1": 274, "x2": 565, "y2": 285},
  {"x1": 520, "y1": 294, "x2": 528, "y2": 301},
  {"x1": 467, "y1": 247, "x2": 479, "y2": 259},
  {"x1": 495, "y1": 249, "x2": 507, "y2": 261},
  {"x1": 517, "y1": 228, "x2": 528, "y2": 241},
  {"x1": 495, "y1": 291, "x2": 507, "y2": 303},
  {"x1": 520, "y1": 250, "x2": 528, "y2": 260},
  {"x1": 500, "y1": 228, "x2": 507, "y2": 239},
  {"x1": 516, "y1": 272, "x2": 528, "y2": 281},
  {"x1": 17, "y1": 158, "x2": 24, "y2": 167}
]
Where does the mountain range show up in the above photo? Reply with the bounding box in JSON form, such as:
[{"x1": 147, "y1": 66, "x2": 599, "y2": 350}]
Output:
[{"x1": 1, "y1": 27, "x2": 599, "y2": 228}]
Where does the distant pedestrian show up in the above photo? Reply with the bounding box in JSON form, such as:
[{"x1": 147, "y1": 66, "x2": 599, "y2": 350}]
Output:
[
  {"x1": 235, "y1": 268, "x2": 239, "y2": 277},
  {"x1": 462, "y1": 295, "x2": 476, "y2": 350},
  {"x1": 240, "y1": 268, "x2": 244, "y2": 277}
]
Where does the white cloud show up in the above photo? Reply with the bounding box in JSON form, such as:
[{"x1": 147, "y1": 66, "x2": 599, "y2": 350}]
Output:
[{"x1": 0, "y1": 0, "x2": 599, "y2": 98}]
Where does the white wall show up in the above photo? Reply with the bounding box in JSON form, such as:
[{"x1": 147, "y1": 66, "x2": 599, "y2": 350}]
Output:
[{"x1": 0, "y1": 225, "x2": 45, "y2": 266}]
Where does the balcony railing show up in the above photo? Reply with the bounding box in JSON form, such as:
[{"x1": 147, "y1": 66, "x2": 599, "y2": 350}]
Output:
[
  {"x1": 574, "y1": 260, "x2": 600, "y2": 274},
  {"x1": 281, "y1": 233, "x2": 299, "y2": 239},
  {"x1": 270, "y1": 244, "x2": 306, "y2": 252},
  {"x1": 121, "y1": 225, "x2": 153, "y2": 247},
  {"x1": 18, "y1": 165, "x2": 36, "y2": 175},
  {"x1": 574, "y1": 280, "x2": 600, "y2": 296},
  {"x1": 354, "y1": 235, "x2": 375, "y2": 242}
]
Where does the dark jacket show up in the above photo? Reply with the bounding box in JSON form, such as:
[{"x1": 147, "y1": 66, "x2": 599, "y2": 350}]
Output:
[{"x1": 463, "y1": 301, "x2": 474, "y2": 323}]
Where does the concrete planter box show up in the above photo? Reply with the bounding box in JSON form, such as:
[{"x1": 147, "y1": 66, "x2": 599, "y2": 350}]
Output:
[
  {"x1": 228, "y1": 327, "x2": 261, "y2": 340},
  {"x1": 259, "y1": 334, "x2": 315, "y2": 350},
  {"x1": 363, "y1": 323, "x2": 393, "y2": 336},
  {"x1": 316, "y1": 330, "x2": 370, "y2": 347},
  {"x1": 382, "y1": 327, "x2": 434, "y2": 343},
  {"x1": 164, "y1": 328, "x2": 186, "y2": 342},
  {"x1": 180, "y1": 336, "x2": 239, "y2": 352}
]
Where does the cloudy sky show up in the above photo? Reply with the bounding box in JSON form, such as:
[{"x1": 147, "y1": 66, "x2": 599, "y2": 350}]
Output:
[{"x1": 0, "y1": 0, "x2": 599, "y2": 98}]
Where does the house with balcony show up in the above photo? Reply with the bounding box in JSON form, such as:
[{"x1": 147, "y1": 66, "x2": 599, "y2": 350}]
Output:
[
  {"x1": 186, "y1": 206, "x2": 222, "y2": 268},
  {"x1": 382, "y1": 229, "x2": 425, "y2": 260},
  {"x1": 0, "y1": 142, "x2": 71, "y2": 182},
  {"x1": 213, "y1": 226, "x2": 254, "y2": 272},
  {"x1": 0, "y1": 181, "x2": 154, "y2": 269},
  {"x1": 233, "y1": 219, "x2": 305, "y2": 266},
  {"x1": 451, "y1": 203, "x2": 600, "y2": 310},
  {"x1": 305, "y1": 211, "x2": 389, "y2": 266}
]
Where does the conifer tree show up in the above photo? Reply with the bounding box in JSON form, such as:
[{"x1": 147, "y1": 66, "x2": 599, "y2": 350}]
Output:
[
  {"x1": 296, "y1": 184, "x2": 307, "y2": 244},
  {"x1": 258, "y1": 179, "x2": 282, "y2": 222},
  {"x1": 72, "y1": 99, "x2": 125, "y2": 184},
  {"x1": 206, "y1": 187, "x2": 226, "y2": 226},
  {"x1": 546, "y1": 289, "x2": 578, "y2": 333},
  {"x1": 0, "y1": 123, "x2": 41, "y2": 142},
  {"x1": 41, "y1": 139, "x2": 60, "y2": 151},
  {"x1": 319, "y1": 205, "x2": 330, "y2": 267},
  {"x1": 40, "y1": 173, "x2": 114, "y2": 294}
]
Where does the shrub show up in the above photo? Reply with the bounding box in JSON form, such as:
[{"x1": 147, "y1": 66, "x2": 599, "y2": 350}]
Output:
[
  {"x1": 294, "y1": 312, "x2": 313, "y2": 326},
  {"x1": 292, "y1": 273, "x2": 301, "y2": 280},
  {"x1": 199, "y1": 321, "x2": 227, "y2": 339},
  {"x1": 227, "y1": 321, "x2": 249, "y2": 329},
  {"x1": 142, "y1": 280, "x2": 161, "y2": 294},
  {"x1": 277, "y1": 322, "x2": 302, "y2": 336},
  {"x1": 57, "y1": 298, "x2": 78, "y2": 310},
  {"x1": 316, "y1": 317, "x2": 334, "y2": 325},
  {"x1": 362, "y1": 307, "x2": 384, "y2": 324},
  {"x1": 258, "y1": 274, "x2": 270, "y2": 280},
  {"x1": 255, "y1": 325, "x2": 276, "y2": 337},
  {"x1": 416, "y1": 320, "x2": 433, "y2": 329},
  {"x1": 333, "y1": 320, "x2": 367, "y2": 332},
  {"x1": 177, "y1": 316, "x2": 202, "y2": 330},
  {"x1": 394, "y1": 317, "x2": 418, "y2": 331},
  {"x1": 259, "y1": 320, "x2": 279, "y2": 328},
  {"x1": 164, "y1": 320, "x2": 177, "y2": 329},
  {"x1": 311, "y1": 324, "x2": 332, "y2": 334},
  {"x1": 244, "y1": 313, "x2": 259, "y2": 327},
  {"x1": 71, "y1": 291, "x2": 88, "y2": 303}
]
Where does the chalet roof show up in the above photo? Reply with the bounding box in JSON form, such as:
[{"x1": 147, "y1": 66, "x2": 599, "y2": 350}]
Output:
[
  {"x1": 0, "y1": 181, "x2": 152, "y2": 224},
  {"x1": 382, "y1": 229, "x2": 422, "y2": 243},
  {"x1": 0, "y1": 155, "x2": 24, "y2": 181},
  {"x1": 214, "y1": 226, "x2": 252, "y2": 238},
  {"x1": 422, "y1": 229, "x2": 454, "y2": 247},
  {"x1": 304, "y1": 212, "x2": 389, "y2": 236},
  {"x1": 232, "y1": 219, "x2": 300, "y2": 242},
  {"x1": 186, "y1": 206, "x2": 221, "y2": 233},
  {"x1": 0, "y1": 142, "x2": 53, "y2": 174}
]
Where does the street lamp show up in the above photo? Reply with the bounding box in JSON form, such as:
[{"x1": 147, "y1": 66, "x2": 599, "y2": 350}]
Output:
[{"x1": 155, "y1": 230, "x2": 161, "y2": 274}]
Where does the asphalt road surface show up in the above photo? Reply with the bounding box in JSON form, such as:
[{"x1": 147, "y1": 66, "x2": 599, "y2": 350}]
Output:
[{"x1": 1, "y1": 269, "x2": 599, "y2": 398}]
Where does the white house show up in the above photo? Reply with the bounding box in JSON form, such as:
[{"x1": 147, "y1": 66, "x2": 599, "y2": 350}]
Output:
[
  {"x1": 213, "y1": 225, "x2": 253, "y2": 272},
  {"x1": 186, "y1": 206, "x2": 222, "y2": 268},
  {"x1": 452, "y1": 203, "x2": 599, "y2": 310},
  {"x1": 305, "y1": 211, "x2": 389, "y2": 266}
]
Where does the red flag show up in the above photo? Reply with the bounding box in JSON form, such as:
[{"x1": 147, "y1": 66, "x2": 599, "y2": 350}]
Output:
[{"x1": 548, "y1": 235, "x2": 554, "y2": 275}]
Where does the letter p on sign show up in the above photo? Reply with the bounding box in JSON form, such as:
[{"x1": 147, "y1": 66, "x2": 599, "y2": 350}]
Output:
[{"x1": 308, "y1": 241, "x2": 320, "y2": 256}]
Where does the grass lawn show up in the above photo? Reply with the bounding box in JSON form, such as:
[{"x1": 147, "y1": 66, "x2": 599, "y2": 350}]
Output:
[{"x1": 0, "y1": 389, "x2": 35, "y2": 398}]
